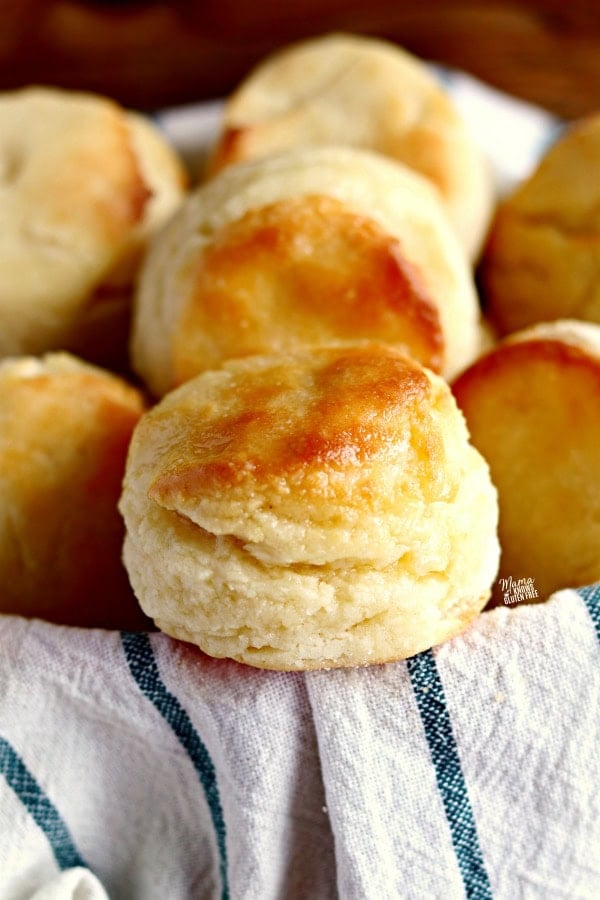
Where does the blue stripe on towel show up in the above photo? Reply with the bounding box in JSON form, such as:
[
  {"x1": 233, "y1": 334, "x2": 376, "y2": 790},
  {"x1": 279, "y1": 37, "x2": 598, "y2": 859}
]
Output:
[
  {"x1": 578, "y1": 583, "x2": 600, "y2": 642},
  {"x1": 407, "y1": 650, "x2": 492, "y2": 899},
  {"x1": 121, "y1": 632, "x2": 229, "y2": 900},
  {"x1": 0, "y1": 735, "x2": 87, "y2": 870}
]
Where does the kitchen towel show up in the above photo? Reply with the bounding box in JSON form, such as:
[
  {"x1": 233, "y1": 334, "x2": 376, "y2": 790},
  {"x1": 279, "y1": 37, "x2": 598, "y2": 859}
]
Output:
[{"x1": 0, "y1": 586, "x2": 599, "y2": 899}]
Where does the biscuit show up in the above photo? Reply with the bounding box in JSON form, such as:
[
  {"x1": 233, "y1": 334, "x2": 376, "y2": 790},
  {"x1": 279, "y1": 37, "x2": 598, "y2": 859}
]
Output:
[
  {"x1": 101, "y1": 112, "x2": 189, "y2": 290},
  {"x1": 0, "y1": 353, "x2": 149, "y2": 628},
  {"x1": 0, "y1": 87, "x2": 186, "y2": 365},
  {"x1": 66, "y1": 112, "x2": 188, "y2": 370},
  {"x1": 452, "y1": 319, "x2": 600, "y2": 600},
  {"x1": 132, "y1": 146, "x2": 481, "y2": 398},
  {"x1": 481, "y1": 114, "x2": 600, "y2": 336},
  {"x1": 209, "y1": 33, "x2": 493, "y2": 261},
  {"x1": 120, "y1": 343, "x2": 500, "y2": 670}
]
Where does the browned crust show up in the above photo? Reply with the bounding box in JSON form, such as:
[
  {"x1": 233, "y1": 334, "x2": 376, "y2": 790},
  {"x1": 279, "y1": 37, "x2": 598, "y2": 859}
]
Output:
[
  {"x1": 452, "y1": 335, "x2": 600, "y2": 599},
  {"x1": 172, "y1": 194, "x2": 444, "y2": 383},
  {"x1": 150, "y1": 344, "x2": 431, "y2": 499},
  {"x1": 0, "y1": 362, "x2": 148, "y2": 626},
  {"x1": 453, "y1": 336, "x2": 600, "y2": 399}
]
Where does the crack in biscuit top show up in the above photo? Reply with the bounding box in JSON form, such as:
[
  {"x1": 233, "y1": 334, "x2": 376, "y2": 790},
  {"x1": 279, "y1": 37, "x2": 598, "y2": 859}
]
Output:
[{"x1": 148, "y1": 345, "x2": 432, "y2": 507}]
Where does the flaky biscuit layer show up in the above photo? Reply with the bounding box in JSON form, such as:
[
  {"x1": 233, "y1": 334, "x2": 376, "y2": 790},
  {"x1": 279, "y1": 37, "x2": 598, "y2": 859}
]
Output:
[{"x1": 121, "y1": 344, "x2": 499, "y2": 669}]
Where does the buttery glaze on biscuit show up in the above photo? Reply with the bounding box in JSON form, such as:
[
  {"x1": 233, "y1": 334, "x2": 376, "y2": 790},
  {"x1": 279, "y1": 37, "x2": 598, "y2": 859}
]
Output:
[
  {"x1": 453, "y1": 319, "x2": 600, "y2": 600},
  {"x1": 120, "y1": 344, "x2": 500, "y2": 670},
  {"x1": 173, "y1": 194, "x2": 443, "y2": 384},
  {"x1": 132, "y1": 146, "x2": 481, "y2": 397},
  {"x1": 151, "y1": 344, "x2": 433, "y2": 498}
]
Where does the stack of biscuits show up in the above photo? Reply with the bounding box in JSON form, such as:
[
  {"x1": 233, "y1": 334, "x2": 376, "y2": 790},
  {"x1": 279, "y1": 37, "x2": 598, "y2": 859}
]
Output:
[{"x1": 4, "y1": 32, "x2": 595, "y2": 668}]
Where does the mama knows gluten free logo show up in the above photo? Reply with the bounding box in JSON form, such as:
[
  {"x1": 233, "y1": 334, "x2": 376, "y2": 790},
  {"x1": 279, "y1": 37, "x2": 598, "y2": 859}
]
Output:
[{"x1": 500, "y1": 576, "x2": 539, "y2": 605}]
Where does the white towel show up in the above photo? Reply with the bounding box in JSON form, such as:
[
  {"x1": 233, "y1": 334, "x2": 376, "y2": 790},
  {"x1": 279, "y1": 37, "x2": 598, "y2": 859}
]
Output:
[
  {"x1": 0, "y1": 587, "x2": 599, "y2": 898},
  {"x1": 1, "y1": 71, "x2": 597, "y2": 900}
]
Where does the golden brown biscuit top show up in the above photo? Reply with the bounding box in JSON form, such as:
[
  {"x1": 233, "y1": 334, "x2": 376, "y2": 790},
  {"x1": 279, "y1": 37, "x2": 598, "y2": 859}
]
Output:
[
  {"x1": 451, "y1": 321, "x2": 600, "y2": 599},
  {"x1": 0, "y1": 355, "x2": 144, "y2": 455},
  {"x1": 454, "y1": 333, "x2": 600, "y2": 397},
  {"x1": 172, "y1": 194, "x2": 443, "y2": 383},
  {"x1": 0, "y1": 354, "x2": 147, "y2": 624},
  {"x1": 502, "y1": 114, "x2": 600, "y2": 229},
  {"x1": 127, "y1": 342, "x2": 475, "y2": 569},
  {"x1": 452, "y1": 329, "x2": 600, "y2": 491},
  {"x1": 149, "y1": 343, "x2": 434, "y2": 506},
  {"x1": 480, "y1": 117, "x2": 600, "y2": 337}
]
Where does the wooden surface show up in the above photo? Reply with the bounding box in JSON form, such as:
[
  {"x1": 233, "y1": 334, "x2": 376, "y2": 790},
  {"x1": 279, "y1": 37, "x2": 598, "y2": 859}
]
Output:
[{"x1": 0, "y1": 1, "x2": 599, "y2": 119}]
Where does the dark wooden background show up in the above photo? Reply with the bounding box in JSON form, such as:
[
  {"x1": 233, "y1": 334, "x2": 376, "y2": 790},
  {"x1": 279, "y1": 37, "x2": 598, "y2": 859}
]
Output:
[{"x1": 0, "y1": 1, "x2": 599, "y2": 119}]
